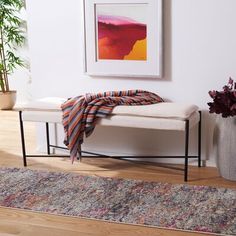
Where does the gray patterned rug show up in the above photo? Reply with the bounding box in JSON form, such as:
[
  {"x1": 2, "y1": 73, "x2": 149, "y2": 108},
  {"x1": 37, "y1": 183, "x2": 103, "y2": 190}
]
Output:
[{"x1": 0, "y1": 167, "x2": 235, "y2": 235}]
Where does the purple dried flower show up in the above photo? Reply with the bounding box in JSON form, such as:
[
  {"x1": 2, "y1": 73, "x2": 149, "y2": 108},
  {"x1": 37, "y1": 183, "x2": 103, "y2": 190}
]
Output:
[
  {"x1": 208, "y1": 90, "x2": 216, "y2": 98},
  {"x1": 229, "y1": 77, "x2": 233, "y2": 85},
  {"x1": 208, "y1": 77, "x2": 236, "y2": 118}
]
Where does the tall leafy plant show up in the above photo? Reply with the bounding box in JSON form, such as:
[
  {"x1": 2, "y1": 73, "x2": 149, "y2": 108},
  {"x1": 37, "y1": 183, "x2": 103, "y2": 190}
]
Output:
[{"x1": 0, "y1": 0, "x2": 25, "y2": 93}]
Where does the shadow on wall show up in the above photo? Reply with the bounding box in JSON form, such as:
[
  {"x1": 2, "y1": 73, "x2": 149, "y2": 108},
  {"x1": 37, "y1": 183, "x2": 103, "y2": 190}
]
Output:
[
  {"x1": 75, "y1": 125, "x2": 199, "y2": 165},
  {"x1": 163, "y1": 0, "x2": 172, "y2": 82},
  {"x1": 34, "y1": 110, "x2": 217, "y2": 166},
  {"x1": 203, "y1": 110, "x2": 216, "y2": 161}
]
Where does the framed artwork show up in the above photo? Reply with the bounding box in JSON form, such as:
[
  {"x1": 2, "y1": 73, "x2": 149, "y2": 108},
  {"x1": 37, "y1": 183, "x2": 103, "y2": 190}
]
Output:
[{"x1": 83, "y1": 0, "x2": 162, "y2": 78}]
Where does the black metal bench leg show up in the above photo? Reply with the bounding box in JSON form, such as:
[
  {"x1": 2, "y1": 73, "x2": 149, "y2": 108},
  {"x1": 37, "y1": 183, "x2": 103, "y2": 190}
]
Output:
[
  {"x1": 46, "y1": 122, "x2": 50, "y2": 155},
  {"x1": 19, "y1": 111, "x2": 27, "y2": 167},
  {"x1": 198, "y1": 111, "x2": 202, "y2": 167},
  {"x1": 184, "y1": 120, "x2": 189, "y2": 182}
]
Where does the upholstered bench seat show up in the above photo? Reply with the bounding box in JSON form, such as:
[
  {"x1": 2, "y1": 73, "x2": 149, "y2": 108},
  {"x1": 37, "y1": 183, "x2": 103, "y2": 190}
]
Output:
[
  {"x1": 21, "y1": 97, "x2": 200, "y2": 130},
  {"x1": 19, "y1": 97, "x2": 202, "y2": 181}
]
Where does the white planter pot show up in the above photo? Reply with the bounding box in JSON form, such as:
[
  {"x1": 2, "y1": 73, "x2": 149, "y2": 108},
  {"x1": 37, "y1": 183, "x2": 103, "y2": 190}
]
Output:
[
  {"x1": 214, "y1": 116, "x2": 236, "y2": 181},
  {"x1": 0, "y1": 91, "x2": 17, "y2": 110}
]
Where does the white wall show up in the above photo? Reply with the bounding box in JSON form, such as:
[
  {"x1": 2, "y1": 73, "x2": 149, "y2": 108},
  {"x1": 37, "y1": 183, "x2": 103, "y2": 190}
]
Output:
[{"x1": 24, "y1": 0, "x2": 236, "y2": 165}]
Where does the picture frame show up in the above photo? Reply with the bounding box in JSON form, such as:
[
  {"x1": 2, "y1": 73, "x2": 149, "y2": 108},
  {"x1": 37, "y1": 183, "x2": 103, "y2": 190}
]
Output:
[{"x1": 83, "y1": 0, "x2": 163, "y2": 78}]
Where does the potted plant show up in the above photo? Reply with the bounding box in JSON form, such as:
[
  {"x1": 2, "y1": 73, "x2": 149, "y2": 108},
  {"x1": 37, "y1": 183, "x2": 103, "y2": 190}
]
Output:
[
  {"x1": 208, "y1": 77, "x2": 236, "y2": 117},
  {"x1": 0, "y1": 0, "x2": 26, "y2": 110},
  {"x1": 208, "y1": 77, "x2": 236, "y2": 181}
]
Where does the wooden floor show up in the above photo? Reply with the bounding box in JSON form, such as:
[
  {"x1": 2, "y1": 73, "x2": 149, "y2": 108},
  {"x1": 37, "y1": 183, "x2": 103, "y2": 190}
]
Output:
[{"x1": 0, "y1": 111, "x2": 235, "y2": 236}]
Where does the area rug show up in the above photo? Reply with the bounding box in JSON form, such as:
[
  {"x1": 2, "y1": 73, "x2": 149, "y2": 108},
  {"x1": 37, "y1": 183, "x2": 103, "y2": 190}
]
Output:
[{"x1": 0, "y1": 168, "x2": 235, "y2": 235}]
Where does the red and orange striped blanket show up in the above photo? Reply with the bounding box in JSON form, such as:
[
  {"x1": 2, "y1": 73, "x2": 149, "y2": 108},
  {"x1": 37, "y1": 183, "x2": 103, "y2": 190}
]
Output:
[{"x1": 61, "y1": 90, "x2": 163, "y2": 162}]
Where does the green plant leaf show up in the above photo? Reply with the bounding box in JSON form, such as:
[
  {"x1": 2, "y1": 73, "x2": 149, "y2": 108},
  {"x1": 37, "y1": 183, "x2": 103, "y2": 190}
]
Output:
[{"x1": 0, "y1": 0, "x2": 26, "y2": 92}]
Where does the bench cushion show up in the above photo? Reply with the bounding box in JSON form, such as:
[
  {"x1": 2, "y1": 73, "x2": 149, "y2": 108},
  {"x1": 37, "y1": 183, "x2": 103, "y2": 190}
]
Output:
[
  {"x1": 98, "y1": 112, "x2": 200, "y2": 130},
  {"x1": 22, "y1": 97, "x2": 66, "y2": 111},
  {"x1": 22, "y1": 97, "x2": 198, "y2": 120},
  {"x1": 112, "y1": 103, "x2": 198, "y2": 119},
  {"x1": 21, "y1": 97, "x2": 200, "y2": 131}
]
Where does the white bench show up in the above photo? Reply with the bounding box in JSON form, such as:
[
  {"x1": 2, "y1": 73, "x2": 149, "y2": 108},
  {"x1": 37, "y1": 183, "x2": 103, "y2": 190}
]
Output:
[{"x1": 19, "y1": 97, "x2": 202, "y2": 181}]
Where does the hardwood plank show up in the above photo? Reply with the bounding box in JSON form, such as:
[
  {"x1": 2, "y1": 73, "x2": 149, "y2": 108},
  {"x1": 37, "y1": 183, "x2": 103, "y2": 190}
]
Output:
[
  {"x1": 0, "y1": 110, "x2": 235, "y2": 236},
  {"x1": 0, "y1": 208, "x2": 207, "y2": 236}
]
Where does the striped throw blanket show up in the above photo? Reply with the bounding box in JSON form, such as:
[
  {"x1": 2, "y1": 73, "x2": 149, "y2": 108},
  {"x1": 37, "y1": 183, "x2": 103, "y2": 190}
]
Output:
[{"x1": 61, "y1": 90, "x2": 163, "y2": 162}]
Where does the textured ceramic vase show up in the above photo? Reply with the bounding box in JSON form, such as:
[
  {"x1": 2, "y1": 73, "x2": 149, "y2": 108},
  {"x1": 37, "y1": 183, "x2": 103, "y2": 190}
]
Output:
[{"x1": 214, "y1": 116, "x2": 236, "y2": 181}]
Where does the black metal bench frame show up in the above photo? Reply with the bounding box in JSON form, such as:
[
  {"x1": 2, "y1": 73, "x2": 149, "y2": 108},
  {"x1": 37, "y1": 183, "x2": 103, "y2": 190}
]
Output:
[{"x1": 19, "y1": 111, "x2": 202, "y2": 182}]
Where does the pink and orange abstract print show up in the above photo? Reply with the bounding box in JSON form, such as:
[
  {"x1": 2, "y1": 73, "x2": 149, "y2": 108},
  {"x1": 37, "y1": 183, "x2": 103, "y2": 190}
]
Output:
[{"x1": 96, "y1": 5, "x2": 147, "y2": 61}]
